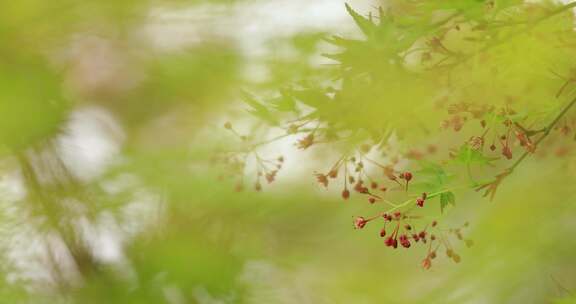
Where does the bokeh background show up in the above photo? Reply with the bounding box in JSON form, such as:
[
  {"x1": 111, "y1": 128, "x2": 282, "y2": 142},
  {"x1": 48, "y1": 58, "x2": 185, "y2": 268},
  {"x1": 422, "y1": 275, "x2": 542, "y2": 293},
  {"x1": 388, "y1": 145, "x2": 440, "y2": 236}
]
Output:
[{"x1": 1, "y1": 0, "x2": 576, "y2": 303}]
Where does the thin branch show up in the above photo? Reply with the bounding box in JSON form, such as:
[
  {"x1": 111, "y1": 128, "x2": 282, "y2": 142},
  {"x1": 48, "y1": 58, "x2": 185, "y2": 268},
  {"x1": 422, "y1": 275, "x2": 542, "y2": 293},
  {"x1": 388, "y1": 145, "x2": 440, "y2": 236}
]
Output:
[
  {"x1": 436, "y1": 1, "x2": 576, "y2": 69},
  {"x1": 509, "y1": 96, "x2": 576, "y2": 173},
  {"x1": 477, "y1": 96, "x2": 576, "y2": 198}
]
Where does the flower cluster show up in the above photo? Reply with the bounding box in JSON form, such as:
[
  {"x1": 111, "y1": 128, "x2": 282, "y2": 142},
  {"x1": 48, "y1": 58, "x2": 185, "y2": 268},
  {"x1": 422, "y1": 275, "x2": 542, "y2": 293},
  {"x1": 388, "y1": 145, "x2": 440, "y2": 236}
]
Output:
[
  {"x1": 221, "y1": 119, "x2": 478, "y2": 268},
  {"x1": 445, "y1": 104, "x2": 544, "y2": 161},
  {"x1": 313, "y1": 154, "x2": 420, "y2": 206},
  {"x1": 354, "y1": 210, "x2": 473, "y2": 270},
  {"x1": 216, "y1": 122, "x2": 285, "y2": 192},
  {"x1": 307, "y1": 149, "x2": 476, "y2": 269}
]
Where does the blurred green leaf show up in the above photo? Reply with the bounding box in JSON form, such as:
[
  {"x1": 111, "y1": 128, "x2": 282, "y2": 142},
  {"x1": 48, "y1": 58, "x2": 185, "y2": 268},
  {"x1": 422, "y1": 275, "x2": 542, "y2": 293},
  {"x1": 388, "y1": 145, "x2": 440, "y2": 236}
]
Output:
[{"x1": 439, "y1": 191, "x2": 456, "y2": 213}]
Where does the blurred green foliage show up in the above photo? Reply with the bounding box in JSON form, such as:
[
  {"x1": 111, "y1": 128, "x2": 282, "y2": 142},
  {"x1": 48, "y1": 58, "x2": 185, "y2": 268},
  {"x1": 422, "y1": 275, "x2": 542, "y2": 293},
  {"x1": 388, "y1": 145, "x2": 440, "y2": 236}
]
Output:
[{"x1": 1, "y1": 0, "x2": 576, "y2": 303}]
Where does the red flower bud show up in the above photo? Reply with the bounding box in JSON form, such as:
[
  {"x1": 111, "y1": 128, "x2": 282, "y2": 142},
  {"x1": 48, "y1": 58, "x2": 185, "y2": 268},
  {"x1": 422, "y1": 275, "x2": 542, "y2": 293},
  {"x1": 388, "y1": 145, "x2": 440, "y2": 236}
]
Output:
[
  {"x1": 416, "y1": 198, "x2": 425, "y2": 207},
  {"x1": 403, "y1": 172, "x2": 413, "y2": 182},
  {"x1": 380, "y1": 228, "x2": 386, "y2": 237},
  {"x1": 342, "y1": 189, "x2": 350, "y2": 200}
]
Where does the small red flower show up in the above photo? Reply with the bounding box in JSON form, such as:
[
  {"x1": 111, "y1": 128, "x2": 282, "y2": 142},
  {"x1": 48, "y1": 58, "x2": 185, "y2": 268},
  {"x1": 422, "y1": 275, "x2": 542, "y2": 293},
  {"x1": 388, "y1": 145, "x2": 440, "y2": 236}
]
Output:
[
  {"x1": 342, "y1": 189, "x2": 350, "y2": 200},
  {"x1": 354, "y1": 181, "x2": 369, "y2": 194},
  {"x1": 380, "y1": 228, "x2": 386, "y2": 237},
  {"x1": 416, "y1": 198, "x2": 425, "y2": 207},
  {"x1": 385, "y1": 236, "x2": 398, "y2": 248},
  {"x1": 399, "y1": 234, "x2": 411, "y2": 248},
  {"x1": 297, "y1": 134, "x2": 314, "y2": 150},
  {"x1": 315, "y1": 173, "x2": 328, "y2": 187},
  {"x1": 402, "y1": 172, "x2": 413, "y2": 182},
  {"x1": 354, "y1": 217, "x2": 368, "y2": 229},
  {"x1": 418, "y1": 231, "x2": 427, "y2": 240}
]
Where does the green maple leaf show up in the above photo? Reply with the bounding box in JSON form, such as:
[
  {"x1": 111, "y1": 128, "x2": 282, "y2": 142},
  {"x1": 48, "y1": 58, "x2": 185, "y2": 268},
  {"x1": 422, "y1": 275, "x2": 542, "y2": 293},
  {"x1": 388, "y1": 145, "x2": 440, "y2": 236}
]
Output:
[
  {"x1": 345, "y1": 3, "x2": 377, "y2": 38},
  {"x1": 439, "y1": 191, "x2": 456, "y2": 214},
  {"x1": 240, "y1": 90, "x2": 278, "y2": 125},
  {"x1": 269, "y1": 89, "x2": 297, "y2": 113}
]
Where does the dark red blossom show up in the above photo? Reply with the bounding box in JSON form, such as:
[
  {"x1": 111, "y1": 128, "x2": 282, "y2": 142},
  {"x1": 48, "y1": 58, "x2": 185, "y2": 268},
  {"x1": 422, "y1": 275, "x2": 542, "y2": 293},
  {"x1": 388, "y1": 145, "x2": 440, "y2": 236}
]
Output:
[
  {"x1": 385, "y1": 236, "x2": 398, "y2": 248},
  {"x1": 399, "y1": 235, "x2": 411, "y2": 248},
  {"x1": 416, "y1": 198, "x2": 425, "y2": 207}
]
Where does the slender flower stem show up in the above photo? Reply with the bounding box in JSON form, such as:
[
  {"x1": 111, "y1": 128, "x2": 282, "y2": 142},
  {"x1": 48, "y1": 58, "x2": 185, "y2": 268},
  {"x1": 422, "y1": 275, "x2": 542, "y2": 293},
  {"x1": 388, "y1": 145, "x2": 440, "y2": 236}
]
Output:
[
  {"x1": 477, "y1": 96, "x2": 576, "y2": 199},
  {"x1": 437, "y1": 1, "x2": 576, "y2": 69},
  {"x1": 508, "y1": 96, "x2": 576, "y2": 174}
]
